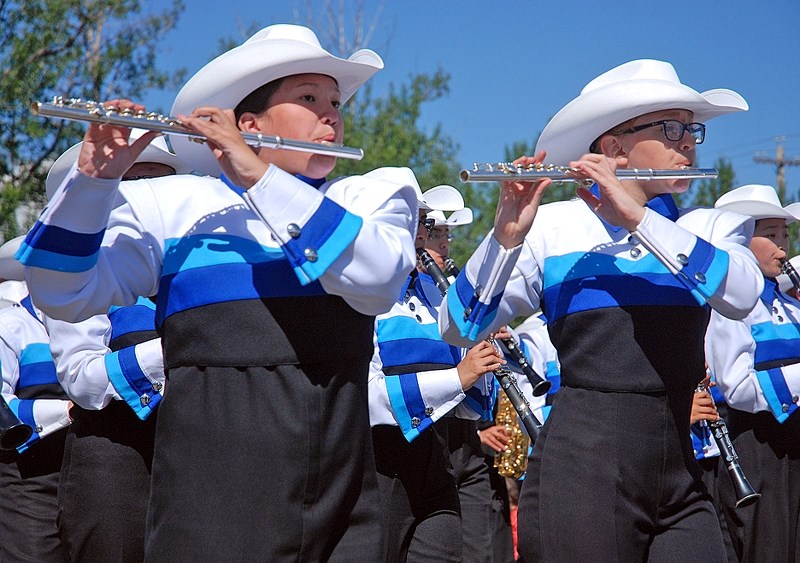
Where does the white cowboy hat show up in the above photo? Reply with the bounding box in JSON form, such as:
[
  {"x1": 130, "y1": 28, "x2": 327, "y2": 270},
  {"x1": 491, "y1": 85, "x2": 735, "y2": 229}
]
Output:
[
  {"x1": 0, "y1": 280, "x2": 27, "y2": 310},
  {"x1": 45, "y1": 129, "x2": 191, "y2": 200},
  {"x1": 169, "y1": 24, "x2": 384, "y2": 176},
  {"x1": 421, "y1": 185, "x2": 464, "y2": 213},
  {"x1": 714, "y1": 184, "x2": 798, "y2": 223},
  {"x1": 428, "y1": 207, "x2": 474, "y2": 227},
  {"x1": 382, "y1": 167, "x2": 431, "y2": 211},
  {"x1": 777, "y1": 255, "x2": 799, "y2": 294},
  {"x1": 535, "y1": 59, "x2": 748, "y2": 164},
  {"x1": 0, "y1": 236, "x2": 26, "y2": 282}
]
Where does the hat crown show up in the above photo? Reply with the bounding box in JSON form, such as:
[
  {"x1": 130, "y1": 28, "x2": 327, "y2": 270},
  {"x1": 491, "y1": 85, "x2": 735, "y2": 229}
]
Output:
[
  {"x1": 715, "y1": 184, "x2": 797, "y2": 223},
  {"x1": 716, "y1": 184, "x2": 782, "y2": 207},
  {"x1": 129, "y1": 128, "x2": 174, "y2": 156},
  {"x1": 244, "y1": 24, "x2": 323, "y2": 50},
  {"x1": 583, "y1": 59, "x2": 680, "y2": 95}
]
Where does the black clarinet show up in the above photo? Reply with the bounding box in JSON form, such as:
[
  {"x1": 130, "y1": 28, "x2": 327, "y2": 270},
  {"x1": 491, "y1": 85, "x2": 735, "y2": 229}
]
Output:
[
  {"x1": 417, "y1": 248, "x2": 451, "y2": 297},
  {"x1": 443, "y1": 257, "x2": 460, "y2": 278},
  {"x1": 500, "y1": 336, "x2": 552, "y2": 397},
  {"x1": 695, "y1": 382, "x2": 760, "y2": 508},
  {"x1": 417, "y1": 248, "x2": 543, "y2": 441},
  {"x1": 0, "y1": 396, "x2": 33, "y2": 450},
  {"x1": 781, "y1": 258, "x2": 800, "y2": 292}
]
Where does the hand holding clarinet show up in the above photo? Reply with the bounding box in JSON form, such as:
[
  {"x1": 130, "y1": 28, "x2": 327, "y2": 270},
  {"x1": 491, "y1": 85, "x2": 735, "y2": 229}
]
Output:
[
  {"x1": 695, "y1": 374, "x2": 761, "y2": 508},
  {"x1": 416, "y1": 246, "x2": 544, "y2": 441}
]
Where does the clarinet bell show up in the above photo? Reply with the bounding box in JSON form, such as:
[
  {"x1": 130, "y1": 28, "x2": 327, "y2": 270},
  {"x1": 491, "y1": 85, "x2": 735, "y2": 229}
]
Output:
[
  {"x1": 730, "y1": 464, "x2": 761, "y2": 508},
  {"x1": 531, "y1": 379, "x2": 552, "y2": 397},
  {"x1": 0, "y1": 397, "x2": 33, "y2": 450}
]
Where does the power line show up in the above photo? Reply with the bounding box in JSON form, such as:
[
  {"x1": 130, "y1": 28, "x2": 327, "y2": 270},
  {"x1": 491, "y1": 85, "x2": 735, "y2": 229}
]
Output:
[{"x1": 753, "y1": 137, "x2": 800, "y2": 200}]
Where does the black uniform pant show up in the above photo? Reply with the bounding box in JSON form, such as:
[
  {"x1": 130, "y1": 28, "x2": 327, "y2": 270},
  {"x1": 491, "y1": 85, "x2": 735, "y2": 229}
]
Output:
[
  {"x1": 518, "y1": 386, "x2": 727, "y2": 563},
  {"x1": 483, "y1": 454, "x2": 515, "y2": 563},
  {"x1": 722, "y1": 408, "x2": 800, "y2": 563},
  {"x1": 441, "y1": 416, "x2": 494, "y2": 563},
  {"x1": 372, "y1": 423, "x2": 462, "y2": 563},
  {"x1": 0, "y1": 427, "x2": 68, "y2": 563},
  {"x1": 145, "y1": 361, "x2": 383, "y2": 562},
  {"x1": 57, "y1": 402, "x2": 156, "y2": 562}
]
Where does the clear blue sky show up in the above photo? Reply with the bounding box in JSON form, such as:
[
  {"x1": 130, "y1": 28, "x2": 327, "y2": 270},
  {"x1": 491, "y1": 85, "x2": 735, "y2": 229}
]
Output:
[{"x1": 141, "y1": 0, "x2": 800, "y2": 202}]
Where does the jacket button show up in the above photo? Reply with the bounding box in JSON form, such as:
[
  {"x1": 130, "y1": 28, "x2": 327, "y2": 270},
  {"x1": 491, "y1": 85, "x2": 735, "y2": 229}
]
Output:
[
  {"x1": 304, "y1": 248, "x2": 318, "y2": 262},
  {"x1": 677, "y1": 254, "x2": 689, "y2": 265},
  {"x1": 287, "y1": 223, "x2": 301, "y2": 238}
]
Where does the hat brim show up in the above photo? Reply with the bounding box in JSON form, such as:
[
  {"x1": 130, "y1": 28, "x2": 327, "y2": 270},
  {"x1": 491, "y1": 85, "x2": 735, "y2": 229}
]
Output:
[
  {"x1": 421, "y1": 185, "x2": 464, "y2": 212},
  {"x1": 716, "y1": 201, "x2": 798, "y2": 223},
  {"x1": 446, "y1": 207, "x2": 474, "y2": 226},
  {"x1": 0, "y1": 280, "x2": 27, "y2": 309},
  {"x1": 0, "y1": 237, "x2": 26, "y2": 281},
  {"x1": 169, "y1": 36, "x2": 383, "y2": 177},
  {"x1": 428, "y1": 207, "x2": 474, "y2": 227},
  {"x1": 46, "y1": 137, "x2": 192, "y2": 200},
  {"x1": 785, "y1": 202, "x2": 800, "y2": 221},
  {"x1": 535, "y1": 80, "x2": 748, "y2": 164}
]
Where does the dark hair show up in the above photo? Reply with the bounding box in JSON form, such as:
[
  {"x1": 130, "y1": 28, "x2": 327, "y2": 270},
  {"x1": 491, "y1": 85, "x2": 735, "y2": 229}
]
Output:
[
  {"x1": 589, "y1": 117, "x2": 638, "y2": 155},
  {"x1": 234, "y1": 77, "x2": 286, "y2": 122}
]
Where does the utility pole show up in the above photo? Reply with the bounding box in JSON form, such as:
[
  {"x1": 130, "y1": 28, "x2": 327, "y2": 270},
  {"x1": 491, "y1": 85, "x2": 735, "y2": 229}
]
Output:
[{"x1": 754, "y1": 137, "x2": 800, "y2": 201}]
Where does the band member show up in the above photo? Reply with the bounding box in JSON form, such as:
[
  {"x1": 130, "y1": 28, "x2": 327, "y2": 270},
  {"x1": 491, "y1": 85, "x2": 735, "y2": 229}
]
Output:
[
  {"x1": 18, "y1": 24, "x2": 418, "y2": 561},
  {"x1": 439, "y1": 59, "x2": 761, "y2": 561},
  {"x1": 42, "y1": 136, "x2": 185, "y2": 562},
  {"x1": 424, "y1": 206, "x2": 473, "y2": 273},
  {"x1": 369, "y1": 176, "x2": 499, "y2": 562},
  {"x1": 0, "y1": 237, "x2": 70, "y2": 562},
  {"x1": 706, "y1": 184, "x2": 800, "y2": 562},
  {"x1": 419, "y1": 204, "x2": 499, "y2": 562}
]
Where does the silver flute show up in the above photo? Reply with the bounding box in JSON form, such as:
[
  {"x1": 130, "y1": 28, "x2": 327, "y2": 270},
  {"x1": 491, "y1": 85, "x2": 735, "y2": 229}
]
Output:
[
  {"x1": 460, "y1": 162, "x2": 718, "y2": 183},
  {"x1": 32, "y1": 97, "x2": 365, "y2": 160}
]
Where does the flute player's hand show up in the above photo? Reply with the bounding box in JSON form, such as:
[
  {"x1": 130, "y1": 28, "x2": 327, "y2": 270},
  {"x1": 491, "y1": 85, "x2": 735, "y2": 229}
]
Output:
[
  {"x1": 177, "y1": 106, "x2": 268, "y2": 189},
  {"x1": 493, "y1": 151, "x2": 552, "y2": 249},
  {"x1": 571, "y1": 153, "x2": 646, "y2": 233},
  {"x1": 77, "y1": 99, "x2": 160, "y2": 180}
]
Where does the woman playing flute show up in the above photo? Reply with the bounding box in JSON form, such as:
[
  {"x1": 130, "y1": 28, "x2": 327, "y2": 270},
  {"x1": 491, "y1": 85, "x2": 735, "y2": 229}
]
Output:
[
  {"x1": 18, "y1": 24, "x2": 418, "y2": 562},
  {"x1": 439, "y1": 59, "x2": 761, "y2": 562}
]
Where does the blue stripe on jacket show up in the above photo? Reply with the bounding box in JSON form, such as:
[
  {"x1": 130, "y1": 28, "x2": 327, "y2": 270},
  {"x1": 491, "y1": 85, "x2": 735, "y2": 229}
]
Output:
[
  {"x1": 108, "y1": 297, "x2": 157, "y2": 342},
  {"x1": 18, "y1": 344, "x2": 58, "y2": 388},
  {"x1": 105, "y1": 346, "x2": 162, "y2": 420},
  {"x1": 17, "y1": 223, "x2": 104, "y2": 272}
]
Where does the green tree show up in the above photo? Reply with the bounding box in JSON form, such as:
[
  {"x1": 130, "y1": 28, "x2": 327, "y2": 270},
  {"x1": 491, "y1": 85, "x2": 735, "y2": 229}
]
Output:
[
  {"x1": 450, "y1": 137, "x2": 584, "y2": 267},
  {"x1": 332, "y1": 69, "x2": 460, "y2": 191},
  {"x1": 0, "y1": 0, "x2": 185, "y2": 239}
]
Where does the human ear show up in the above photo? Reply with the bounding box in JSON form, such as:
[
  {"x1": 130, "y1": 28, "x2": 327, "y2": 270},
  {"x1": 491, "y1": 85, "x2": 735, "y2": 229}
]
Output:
[
  {"x1": 598, "y1": 134, "x2": 626, "y2": 158},
  {"x1": 238, "y1": 112, "x2": 260, "y2": 133}
]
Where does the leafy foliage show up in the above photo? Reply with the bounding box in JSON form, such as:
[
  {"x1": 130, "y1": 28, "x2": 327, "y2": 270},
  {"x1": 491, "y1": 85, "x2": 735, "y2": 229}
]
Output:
[
  {"x1": 333, "y1": 69, "x2": 461, "y2": 191},
  {"x1": 0, "y1": 0, "x2": 184, "y2": 238}
]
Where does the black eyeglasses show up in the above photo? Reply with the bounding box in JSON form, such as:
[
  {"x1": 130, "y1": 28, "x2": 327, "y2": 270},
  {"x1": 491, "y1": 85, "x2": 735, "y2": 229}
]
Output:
[
  {"x1": 618, "y1": 119, "x2": 705, "y2": 144},
  {"x1": 428, "y1": 230, "x2": 454, "y2": 242}
]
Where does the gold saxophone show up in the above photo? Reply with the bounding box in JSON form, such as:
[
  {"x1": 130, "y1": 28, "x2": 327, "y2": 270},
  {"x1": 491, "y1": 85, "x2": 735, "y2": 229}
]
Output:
[{"x1": 493, "y1": 388, "x2": 530, "y2": 478}]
